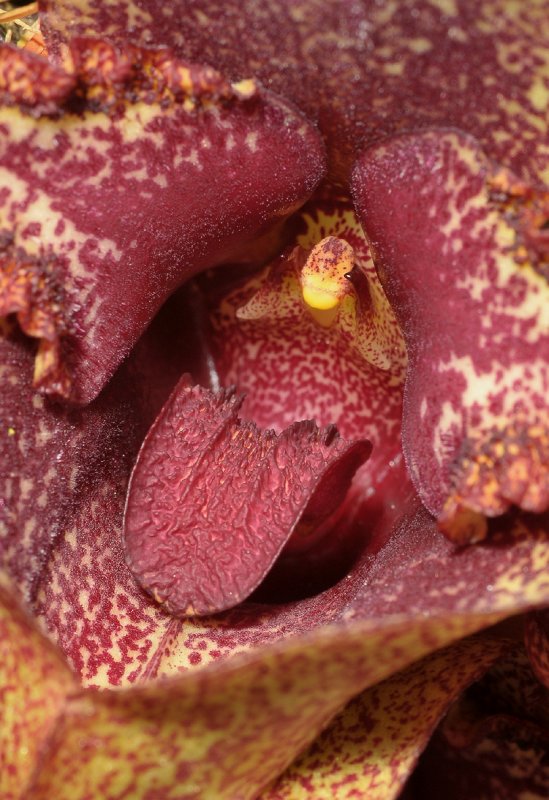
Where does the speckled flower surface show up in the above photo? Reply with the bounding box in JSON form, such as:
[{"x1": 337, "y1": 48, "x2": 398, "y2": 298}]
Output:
[{"x1": 1, "y1": 1, "x2": 548, "y2": 798}]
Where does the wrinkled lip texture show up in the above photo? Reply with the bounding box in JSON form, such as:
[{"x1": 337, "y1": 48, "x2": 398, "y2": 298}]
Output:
[{"x1": 1, "y1": 1, "x2": 549, "y2": 799}]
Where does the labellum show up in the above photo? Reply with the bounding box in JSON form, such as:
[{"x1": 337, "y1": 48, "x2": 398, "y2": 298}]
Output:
[
  {"x1": 0, "y1": 1, "x2": 548, "y2": 799},
  {"x1": 124, "y1": 379, "x2": 371, "y2": 616}
]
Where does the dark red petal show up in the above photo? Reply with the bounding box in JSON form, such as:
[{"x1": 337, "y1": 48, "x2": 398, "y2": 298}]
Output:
[
  {"x1": 471, "y1": 644, "x2": 549, "y2": 728},
  {"x1": 409, "y1": 646, "x2": 549, "y2": 799},
  {"x1": 411, "y1": 714, "x2": 549, "y2": 799},
  {"x1": 0, "y1": 39, "x2": 325, "y2": 404},
  {"x1": 353, "y1": 129, "x2": 549, "y2": 542},
  {"x1": 0, "y1": 290, "x2": 193, "y2": 604},
  {"x1": 124, "y1": 380, "x2": 371, "y2": 616},
  {"x1": 525, "y1": 610, "x2": 549, "y2": 689},
  {"x1": 39, "y1": 0, "x2": 549, "y2": 184}
]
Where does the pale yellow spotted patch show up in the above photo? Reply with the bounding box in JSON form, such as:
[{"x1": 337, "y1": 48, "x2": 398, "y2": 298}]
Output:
[
  {"x1": 265, "y1": 635, "x2": 509, "y2": 800},
  {"x1": 237, "y1": 199, "x2": 407, "y2": 376}
]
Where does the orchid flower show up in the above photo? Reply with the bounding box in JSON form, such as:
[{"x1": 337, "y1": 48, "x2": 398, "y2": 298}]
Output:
[{"x1": 1, "y1": 1, "x2": 548, "y2": 798}]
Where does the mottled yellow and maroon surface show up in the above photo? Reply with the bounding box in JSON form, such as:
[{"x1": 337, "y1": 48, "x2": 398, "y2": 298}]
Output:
[{"x1": 0, "y1": 1, "x2": 548, "y2": 798}]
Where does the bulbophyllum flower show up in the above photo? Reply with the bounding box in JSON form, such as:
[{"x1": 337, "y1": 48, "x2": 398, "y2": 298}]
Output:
[{"x1": 1, "y1": 1, "x2": 548, "y2": 798}]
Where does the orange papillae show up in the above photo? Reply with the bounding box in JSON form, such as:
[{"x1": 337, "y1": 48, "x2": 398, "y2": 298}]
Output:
[
  {"x1": 440, "y1": 421, "x2": 549, "y2": 544},
  {"x1": 64, "y1": 39, "x2": 257, "y2": 112},
  {"x1": 0, "y1": 45, "x2": 74, "y2": 110},
  {"x1": 488, "y1": 170, "x2": 549, "y2": 281},
  {"x1": 22, "y1": 32, "x2": 47, "y2": 57},
  {"x1": 0, "y1": 36, "x2": 257, "y2": 116},
  {"x1": 0, "y1": 243, "x2": 72, "y2": 398}
]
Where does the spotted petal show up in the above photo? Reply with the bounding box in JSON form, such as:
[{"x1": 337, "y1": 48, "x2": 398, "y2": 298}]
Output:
[
  {"x1": 0, "y1": 38, "x2": 325, "y2": 403},
  {"x1": 264, "y1": 634, "x2": 513, "y2": 800},
  {"x1": 353, "y1": 129, "x2": 549, "y2": 542},
  {"x1": 0, "y1": 583, "x2": 76, "y2": 800},
  {"x1": 0, "y1": 584, "x2": 540, "y2": 800},
  {"x1": 410, "y1": 645, "x2": 549, "y2": 798},
  {"x1": 39, "y1": 0, "x2": 549, "y2": 184}
]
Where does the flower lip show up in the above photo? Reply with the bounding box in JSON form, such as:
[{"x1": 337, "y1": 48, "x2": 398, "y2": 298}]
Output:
[{"x1": 123, "y1": 378, "x2": 371, "y2": 617}]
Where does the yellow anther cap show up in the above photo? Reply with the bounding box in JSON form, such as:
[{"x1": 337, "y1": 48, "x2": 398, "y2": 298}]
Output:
[{"x1": 300, "y1": 236, "x2": 355, "y2": 312}]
